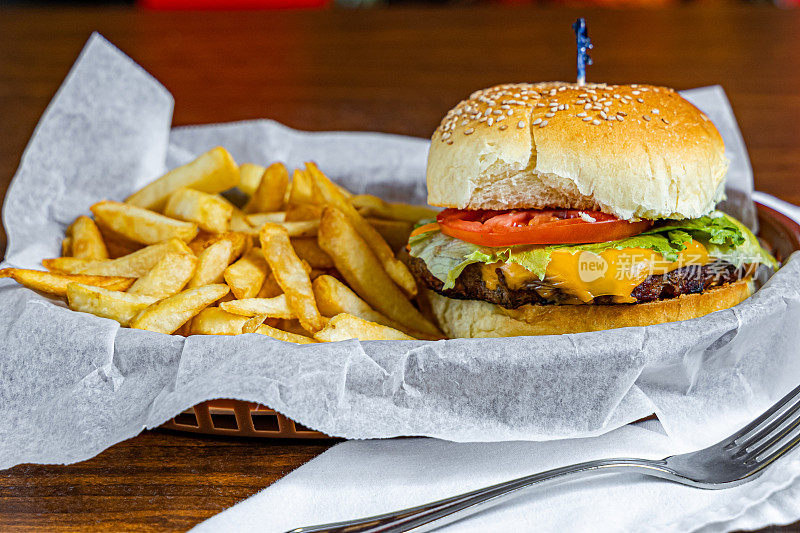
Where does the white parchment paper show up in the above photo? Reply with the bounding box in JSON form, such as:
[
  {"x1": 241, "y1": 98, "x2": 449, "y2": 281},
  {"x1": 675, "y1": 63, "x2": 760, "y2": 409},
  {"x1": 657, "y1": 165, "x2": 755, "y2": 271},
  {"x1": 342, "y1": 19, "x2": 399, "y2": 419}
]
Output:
[{"x1": 2, "y1": 34, "x2": 800, "y2": 470}]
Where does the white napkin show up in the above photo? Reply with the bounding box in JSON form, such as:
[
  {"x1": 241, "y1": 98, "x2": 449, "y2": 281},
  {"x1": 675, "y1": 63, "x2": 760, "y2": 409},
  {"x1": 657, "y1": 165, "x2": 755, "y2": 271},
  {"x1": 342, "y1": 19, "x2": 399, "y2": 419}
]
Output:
[
  {"x1": 193, "y1": 196, "x2": 800, "y2": 533},
  {"x1": 192, "y1": 422, "x2": 800, "y2": 533}
]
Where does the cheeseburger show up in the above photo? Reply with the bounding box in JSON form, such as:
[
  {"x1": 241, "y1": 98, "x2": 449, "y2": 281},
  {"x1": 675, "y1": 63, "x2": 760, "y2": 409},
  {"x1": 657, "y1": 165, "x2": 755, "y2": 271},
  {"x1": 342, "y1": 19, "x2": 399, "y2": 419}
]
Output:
[{"x1": 408, "y1": 82, "x2": 777, "y2": 338}]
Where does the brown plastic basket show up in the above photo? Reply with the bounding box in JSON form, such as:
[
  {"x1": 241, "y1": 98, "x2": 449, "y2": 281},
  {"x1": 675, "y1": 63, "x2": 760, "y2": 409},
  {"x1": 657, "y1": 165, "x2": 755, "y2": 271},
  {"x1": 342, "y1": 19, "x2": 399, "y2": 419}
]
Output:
[
  {"x1": 161, "y1": 399, "x2": 330, "y2": 438},
  {"x1": 162, "y1": 201, "x2": 800, "y2": 439}
]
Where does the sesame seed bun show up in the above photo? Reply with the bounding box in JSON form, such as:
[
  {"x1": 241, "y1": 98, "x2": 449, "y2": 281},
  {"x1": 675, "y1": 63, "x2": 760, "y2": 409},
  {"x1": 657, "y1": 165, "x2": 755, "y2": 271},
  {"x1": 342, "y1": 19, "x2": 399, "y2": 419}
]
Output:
[
  {"x1": 427, "y1": 82, "x2": 728, "y2": 220},
  {"x1": 422, "y1": 278, "x2": 753, "y2": 338}
]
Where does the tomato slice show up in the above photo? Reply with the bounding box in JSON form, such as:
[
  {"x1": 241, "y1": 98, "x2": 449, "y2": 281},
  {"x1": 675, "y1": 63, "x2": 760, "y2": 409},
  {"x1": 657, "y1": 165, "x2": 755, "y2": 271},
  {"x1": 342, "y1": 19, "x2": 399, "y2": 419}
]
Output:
[{"x1": 436, "y1": 208, "x2": 652, "y2": 247}]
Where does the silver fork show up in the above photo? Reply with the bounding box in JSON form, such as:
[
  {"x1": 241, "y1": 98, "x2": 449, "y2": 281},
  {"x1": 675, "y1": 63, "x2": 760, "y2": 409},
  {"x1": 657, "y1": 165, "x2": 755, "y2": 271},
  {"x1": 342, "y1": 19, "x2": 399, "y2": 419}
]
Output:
[{"x1": 286, "y1": 382, "x2": 800, "y2": 533}]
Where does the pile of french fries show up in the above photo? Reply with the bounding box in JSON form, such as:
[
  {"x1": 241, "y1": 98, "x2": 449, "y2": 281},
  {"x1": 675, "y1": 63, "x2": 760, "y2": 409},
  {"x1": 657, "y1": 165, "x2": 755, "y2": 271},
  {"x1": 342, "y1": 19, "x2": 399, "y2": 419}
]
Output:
[{"x1": 1, "y1": 147, "x2": 444, "y2": 343}]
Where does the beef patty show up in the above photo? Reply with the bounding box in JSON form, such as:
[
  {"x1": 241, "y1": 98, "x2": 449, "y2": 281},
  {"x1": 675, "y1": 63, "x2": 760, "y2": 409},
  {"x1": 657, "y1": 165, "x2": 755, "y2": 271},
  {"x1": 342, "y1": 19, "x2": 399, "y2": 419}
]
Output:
[{"x1": 408, "y1": 256, "x2": 750, "y2": 309}]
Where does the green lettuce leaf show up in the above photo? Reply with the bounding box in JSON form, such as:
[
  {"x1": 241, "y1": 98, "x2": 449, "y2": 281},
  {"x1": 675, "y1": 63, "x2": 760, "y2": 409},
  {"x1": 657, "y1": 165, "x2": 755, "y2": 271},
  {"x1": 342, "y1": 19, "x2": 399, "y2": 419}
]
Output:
[{"x1": 408, "y1": 211, "x2": 777, "y2": 289}]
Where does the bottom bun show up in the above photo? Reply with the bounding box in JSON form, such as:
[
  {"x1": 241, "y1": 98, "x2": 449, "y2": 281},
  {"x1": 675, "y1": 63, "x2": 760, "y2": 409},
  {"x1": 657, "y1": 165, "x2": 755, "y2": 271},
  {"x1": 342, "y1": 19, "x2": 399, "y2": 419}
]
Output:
[{"x1": 423, "y1": 279, "x2": 754, "y2": 338}]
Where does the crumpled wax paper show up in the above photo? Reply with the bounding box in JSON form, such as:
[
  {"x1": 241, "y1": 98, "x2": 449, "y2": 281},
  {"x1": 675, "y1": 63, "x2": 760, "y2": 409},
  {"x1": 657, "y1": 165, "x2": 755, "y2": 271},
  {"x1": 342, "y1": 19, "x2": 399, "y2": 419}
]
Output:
[{"x1": 2, "y1": 34, "x2": 800, "y2": 470}]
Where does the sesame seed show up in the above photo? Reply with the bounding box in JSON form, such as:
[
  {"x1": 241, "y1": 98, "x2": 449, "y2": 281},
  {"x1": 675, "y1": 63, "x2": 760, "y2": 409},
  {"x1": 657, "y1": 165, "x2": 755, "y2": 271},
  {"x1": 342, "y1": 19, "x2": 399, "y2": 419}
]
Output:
[
  {"x1": 637, "y1": 98, "x2": 644, "y2": 103},
  {"x1": 539, "y1": 120, "x2": 548, "y2": 128},
  {"x1": 662, "y1": 118, "x2": 670, "y2": 124},
  {"x1": 499, "y1": 125, "x2": 507, "y2": 130},
  {"x1": 464, "y1": 128, "x2": 474, "y2": 135},
  {"x1": 592, "y1": 119, "x2": 601, "y2": 125},
  {"x1": 493, "y1": 110, "x2": 502, "y2": 115},
  {"x1": 577, "y1": 112, "x2": 587, "y2": 117},
  {"x1": 582, "y1": 117, "x2": 592, "y2": 122},
  {"x1": 487, "y1": 117, "x2": 494, "y2": 126},
  {"x1": 517, "y1": 120, "x2": 525, "y2": 128},
  {"x1": 613, "y1": 94, "x2": 621, "y2": 99},
  {"x1": 617, "y1": 111, "x2": 627, "y2": 116},
  {"x1": 617, "y1": 115, "x2": 624, "y2": 121},
  {"x1": 442, "y1": 132, "x2": 451, "y2": 139},
  {"x1": 507, "y1": 109, "x2": 514, "y2": 116},
  {"x1": 651, "y1": 109, "x2": 660, "y2": 114},
  {"x1": 643, "y1": 115, "x2": 651, "y2": 121},
  {"x1": 632, "y1": 91, "x2": 640, "y2": 95},
  {"x1": 532, "y1": 118, "x2": 542, "y2": 125},
  {"x1": 545, "y1": 112, "x2": 555, "y2": 118},
  {"x1": 584, "y1": 103, "x2": 592, "y2": 110},
  {"x1": 576, "y1": 99, "x2": 586, "y2": 104},
  {"x1": 600, "y1": 111, "x2": 607, "y2": 119},
  {"x1": 484, "y1": 108, "x2": 492, "y2": 116}
]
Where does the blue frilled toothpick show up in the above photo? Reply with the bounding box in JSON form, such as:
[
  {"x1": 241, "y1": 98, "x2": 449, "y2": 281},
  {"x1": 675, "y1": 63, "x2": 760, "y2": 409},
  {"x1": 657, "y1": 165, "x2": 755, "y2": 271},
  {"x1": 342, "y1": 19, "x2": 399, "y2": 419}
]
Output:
[{"x1": 572, "y1": 18, "x2": 593, "y2": 86}]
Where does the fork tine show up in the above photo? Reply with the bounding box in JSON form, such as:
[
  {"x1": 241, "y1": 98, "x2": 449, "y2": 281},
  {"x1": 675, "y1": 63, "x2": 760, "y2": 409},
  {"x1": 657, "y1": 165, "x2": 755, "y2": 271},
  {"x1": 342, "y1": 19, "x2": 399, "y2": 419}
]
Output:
[
  {"x1": 731, "y1": 383, "x2": 800, "y2": 447},
  {"x1": 742, "y1": 407, "x2": 800, "y2": 463},
  {"x1": 750, "y1": 419, "x2": 800, "y2": 467},
  {"x1": 735, "y1": 391, "x2": 800, "y2": 452}
]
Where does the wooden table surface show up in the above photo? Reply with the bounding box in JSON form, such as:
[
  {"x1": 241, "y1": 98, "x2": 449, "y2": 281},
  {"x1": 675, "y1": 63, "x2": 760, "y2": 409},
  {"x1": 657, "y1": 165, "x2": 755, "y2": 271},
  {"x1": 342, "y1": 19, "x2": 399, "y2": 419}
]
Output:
[{"x1": 1, "y1": 5, "x2": 800, "y2": 531}]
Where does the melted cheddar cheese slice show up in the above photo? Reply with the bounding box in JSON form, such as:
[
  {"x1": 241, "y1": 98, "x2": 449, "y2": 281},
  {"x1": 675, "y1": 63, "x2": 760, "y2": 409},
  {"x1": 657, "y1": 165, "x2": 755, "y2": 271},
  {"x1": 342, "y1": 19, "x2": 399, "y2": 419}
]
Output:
[{"x1": 481, "y1": 239, "x2": 710, "y2": 303}]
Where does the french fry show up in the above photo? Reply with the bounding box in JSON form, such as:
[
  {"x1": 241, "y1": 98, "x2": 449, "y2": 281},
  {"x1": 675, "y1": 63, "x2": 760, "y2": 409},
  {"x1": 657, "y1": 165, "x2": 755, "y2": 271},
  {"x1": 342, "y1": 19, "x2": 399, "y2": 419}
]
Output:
[
  {"x1": 238, "y1": 163, "x2": 267, "y2": 197},
  {"x1": 241, "y1": 314, "x2": 268, "y2": 334},
  {"x1": 126, "y1": 147, "x2": 240, "y2": 211},
  {"x1": 61, "y1": 237, "x2": 73, "y2": 257},
  {"x1": 257, "y1": 270, "x2": 283, "y2": 298},
  {"x1": 223, "y1": 248, "x2": 267, "y2": 300},
  {"x1": 254, "y1": 323, "x2": 316, "y2": 344},
  {"x1": 245, "y1": 212, "x2": 286, "y2": 227},
  {"x1": 259, "y1": 223, "x2": 325, "y2": 333},
  {"x1": 244, "y1": 220, "x2": 320, "y2": 238},
  {"x1": 66, "y1": 283, "x2": 158, "y2": 326},
  {"x1": 220, "y1": 295, "x2": 293, "y2": 318},
  {"x1": 272, "y1": 318, "x2": 313, "y2": 337},
  {"x1": 318, "y1": 207, "x2": 440, "y2": 336},
  {"x1": 291, "y1": 237, "x2": 334, "y2": 269},
  {"x1": 352, "y1": 194, "x2": 438, "y2": 223},
  {"x1": 175, "y1": 319, "x2": 193, "y2": 337},
  {"x1": 187, "y1": 238, "x2": 235, "y2": 288},
  {"x1": 244, "y1": 162, "x2": 289, "y2": 213},
  {"x1": 216, "y1": 291, "x2": 236, "y2": 305},
  {"x1": 306, "y1": 162, "x2": 417, "y2": 296},
  {"x1": 51, "y1": 238, "x2": 193, "y2": 277},
  {"x1": 67, "y1": 216, "x2": 109, "y2": 260},
  {"x1": 0, "y1": 268, "x2": 134, "y2": 296},
  {"x1": 96, "y1": 223, "x2": 143, "y2": 258},
  {"x1": 229, "y1": 207, "x2": 253, "y2": 233},
  {"x1": 314, "y1": 313, "x2": 415, "y2": 342},
  {"x1": 164, "y1": 188, "x2": 233, "y2": 233},
  {"x1": 43, "y1": 257, "x2": 93, "y2": 274},
  {"x1": 286, "y1": 168, "x2": 322, "y2": 207},
  {"x1": 188, "y1": 231, "x2": 218, "y2": 255},
  {"x1": 367, "y1": 218, "x2": 414, "y2": 251},
  {"x1": 285, "y1": 203, "x2": 324, "y2": 222},
  {"x1": 190, "y1": 307, "x2": 249, "y2": 335},
  {"x1": 130, "y1": 284, "x2": 229, "y2": 334},
  {"x1": 311, "y1": 274, "x2": 436, "y2": 339},
  {"x1": 91, "y1": 201, "x2": 198, "y2": 245},
  {"x1": 188, "y1": 231, "x2": 248, "y2": 259},
  {"x1": 128, "y1": 252, "x2": 197, "y2": 299}
]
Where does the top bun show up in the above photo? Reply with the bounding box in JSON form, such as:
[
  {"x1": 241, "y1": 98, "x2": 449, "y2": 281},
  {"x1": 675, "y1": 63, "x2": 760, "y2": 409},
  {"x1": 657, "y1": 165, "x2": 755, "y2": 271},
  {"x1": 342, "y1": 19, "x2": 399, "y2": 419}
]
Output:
[{"x1": 427, "y1": 82, "x2": 728, "y2": 220}]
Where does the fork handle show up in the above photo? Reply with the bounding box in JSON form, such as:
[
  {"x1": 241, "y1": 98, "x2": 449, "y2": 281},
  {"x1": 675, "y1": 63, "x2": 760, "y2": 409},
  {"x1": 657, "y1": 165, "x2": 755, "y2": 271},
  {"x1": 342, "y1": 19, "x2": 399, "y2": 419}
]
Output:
[{"x1": 285, "y1": 457, "x2": 674, "y2": 533}]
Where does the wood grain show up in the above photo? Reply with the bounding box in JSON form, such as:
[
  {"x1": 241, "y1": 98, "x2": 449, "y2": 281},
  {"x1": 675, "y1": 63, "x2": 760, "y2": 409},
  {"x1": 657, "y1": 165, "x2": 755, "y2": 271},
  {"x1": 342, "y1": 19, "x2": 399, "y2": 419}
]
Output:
[{"x1": 1, "y1": 5, "x2": 800, "y2": 532}]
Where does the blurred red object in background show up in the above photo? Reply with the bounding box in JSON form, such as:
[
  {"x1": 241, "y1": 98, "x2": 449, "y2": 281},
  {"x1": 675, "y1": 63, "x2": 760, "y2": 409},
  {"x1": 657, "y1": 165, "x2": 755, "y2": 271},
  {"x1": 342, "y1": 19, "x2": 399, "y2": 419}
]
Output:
[{"x1": 140, "y1": 0, "x2": 329, "y2": 9}]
